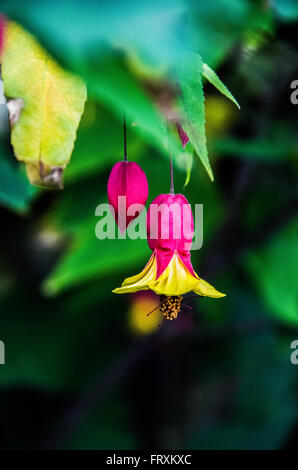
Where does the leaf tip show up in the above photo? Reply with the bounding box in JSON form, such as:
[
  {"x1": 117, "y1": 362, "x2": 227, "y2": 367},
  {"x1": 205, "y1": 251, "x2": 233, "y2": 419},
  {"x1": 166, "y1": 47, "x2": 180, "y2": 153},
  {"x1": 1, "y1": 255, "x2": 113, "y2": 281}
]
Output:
[
  {"x1": 26, "y1": 161, "x2": 64, "y2": 189},
  {"x1": 206, "y1": 164, "x2": 214, "y2": 182}
]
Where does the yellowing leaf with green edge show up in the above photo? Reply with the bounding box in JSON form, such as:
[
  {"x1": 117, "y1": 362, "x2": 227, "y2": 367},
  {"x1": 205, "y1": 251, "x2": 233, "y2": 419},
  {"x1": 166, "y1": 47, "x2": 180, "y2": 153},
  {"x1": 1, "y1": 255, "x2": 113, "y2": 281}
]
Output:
[{"x1": 2, "y1": 22, "x2": 87, "y2": 188}]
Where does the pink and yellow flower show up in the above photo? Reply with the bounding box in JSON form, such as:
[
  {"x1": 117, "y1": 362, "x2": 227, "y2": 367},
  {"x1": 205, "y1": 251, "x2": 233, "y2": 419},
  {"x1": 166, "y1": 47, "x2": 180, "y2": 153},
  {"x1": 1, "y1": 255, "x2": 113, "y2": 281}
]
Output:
[{"x1": 113, "y1": 193, "x2": 225, "y2": 307}]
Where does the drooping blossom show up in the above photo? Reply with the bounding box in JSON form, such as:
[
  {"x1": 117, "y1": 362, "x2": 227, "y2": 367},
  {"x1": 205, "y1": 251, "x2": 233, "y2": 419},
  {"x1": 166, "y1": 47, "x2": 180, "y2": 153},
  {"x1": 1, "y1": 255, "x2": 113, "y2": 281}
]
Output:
[
  {"x1": 107, "y1": 161, "x2": 148, "y2": 232},
  {"x1": 113, "y1": 192, "x2": 225, "y2": 319},
  {"x1": 176, "y1": 123, "x2": 189, "y2": 148}
]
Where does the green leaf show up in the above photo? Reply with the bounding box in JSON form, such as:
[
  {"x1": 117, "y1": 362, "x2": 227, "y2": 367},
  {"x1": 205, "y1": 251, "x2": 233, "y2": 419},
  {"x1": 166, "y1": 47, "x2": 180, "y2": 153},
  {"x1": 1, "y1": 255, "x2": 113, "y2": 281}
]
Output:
[
  {"x1": 43, "y1": 227, "x2": 148, "y2": 296},
  {"x1": 202, "y1": 63, "x2": 240, "y2": 109},
  {"x1": 176, "y1": 53, "x2": 214, "y2": 181},
  {"x1": 2, "y1": 21, "x2": 87, "y2": 188},
  {"x1": 245, "y1": 220, "x2": 298, "y2": 326}
]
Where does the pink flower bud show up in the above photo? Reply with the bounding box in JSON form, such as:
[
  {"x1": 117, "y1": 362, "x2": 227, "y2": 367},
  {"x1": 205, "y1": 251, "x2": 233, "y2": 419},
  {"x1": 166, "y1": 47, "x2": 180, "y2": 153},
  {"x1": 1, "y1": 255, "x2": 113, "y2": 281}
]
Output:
[
  {"x1": 177, "y1": 123, "x2": 189, "y2": 148},
  {"x1": 107, "y1": 161, "x2": 148, "y2": 232}
]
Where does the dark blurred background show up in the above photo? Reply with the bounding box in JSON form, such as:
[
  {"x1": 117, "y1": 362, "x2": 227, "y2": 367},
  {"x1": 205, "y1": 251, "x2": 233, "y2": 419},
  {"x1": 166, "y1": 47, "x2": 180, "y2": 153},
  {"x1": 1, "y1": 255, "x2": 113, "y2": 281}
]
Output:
[{"x1": 0, "y1": 0, "x2": 297, "y2": 450}]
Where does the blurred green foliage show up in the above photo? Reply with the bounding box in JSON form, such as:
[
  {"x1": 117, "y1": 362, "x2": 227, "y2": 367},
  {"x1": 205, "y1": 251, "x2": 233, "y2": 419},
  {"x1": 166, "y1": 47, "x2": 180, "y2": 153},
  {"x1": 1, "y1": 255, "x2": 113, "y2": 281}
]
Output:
[
  {"x1": 0, "y1": 0, "x2": 297, "y2": 450},
  {"x1": 0, "y1": 141, "x2": 37, "y2": 211}
]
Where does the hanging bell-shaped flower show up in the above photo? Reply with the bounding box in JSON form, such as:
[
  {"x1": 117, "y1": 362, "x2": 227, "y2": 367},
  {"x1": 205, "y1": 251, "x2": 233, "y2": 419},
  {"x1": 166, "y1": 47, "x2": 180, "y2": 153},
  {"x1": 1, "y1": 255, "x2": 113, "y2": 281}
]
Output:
[
  {"x1": 107, "y1": 161, "x2": 148, "y2": 232},
  {"x1": 113, "y1": 192, "x2": 225, "y2": 319}
]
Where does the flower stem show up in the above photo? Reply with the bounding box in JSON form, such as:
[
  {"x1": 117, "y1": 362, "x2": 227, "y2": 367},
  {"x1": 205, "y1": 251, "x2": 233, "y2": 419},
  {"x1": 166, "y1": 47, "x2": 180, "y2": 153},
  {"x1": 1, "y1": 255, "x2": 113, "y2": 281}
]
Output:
[
  {"x1": 167, "y1": 122, "x2": 174, "y2": 194},
  {"x1": 123, "y1": 112, "x2": 127, "y2": 161}
]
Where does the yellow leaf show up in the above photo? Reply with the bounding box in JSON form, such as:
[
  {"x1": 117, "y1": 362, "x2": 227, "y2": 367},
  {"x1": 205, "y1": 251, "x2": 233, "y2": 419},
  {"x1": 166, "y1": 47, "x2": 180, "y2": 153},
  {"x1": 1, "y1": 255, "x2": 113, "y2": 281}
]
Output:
[{"x1": 2, "y1": 22, "x2": 87, "y2": 188}]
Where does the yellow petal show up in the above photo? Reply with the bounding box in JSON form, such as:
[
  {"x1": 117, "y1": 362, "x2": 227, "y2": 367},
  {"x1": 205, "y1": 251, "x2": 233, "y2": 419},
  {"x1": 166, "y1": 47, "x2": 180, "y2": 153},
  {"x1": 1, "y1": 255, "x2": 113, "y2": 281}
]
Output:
[
  {"x1": 113, "y1": 253, "x2": 157, "y2": 294},
  {"x1": 148, "y1": 253, "x2": 199, "y2": 296},
  {"x1": 113, "y1": 251, "x2": 226, "y2": 299},
  {"x1": 149, "y1": 253, "x2": 226, "y2": 297},
  {"x1": 193, "y1": 276, "x2": 226, "y2": 298}
]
